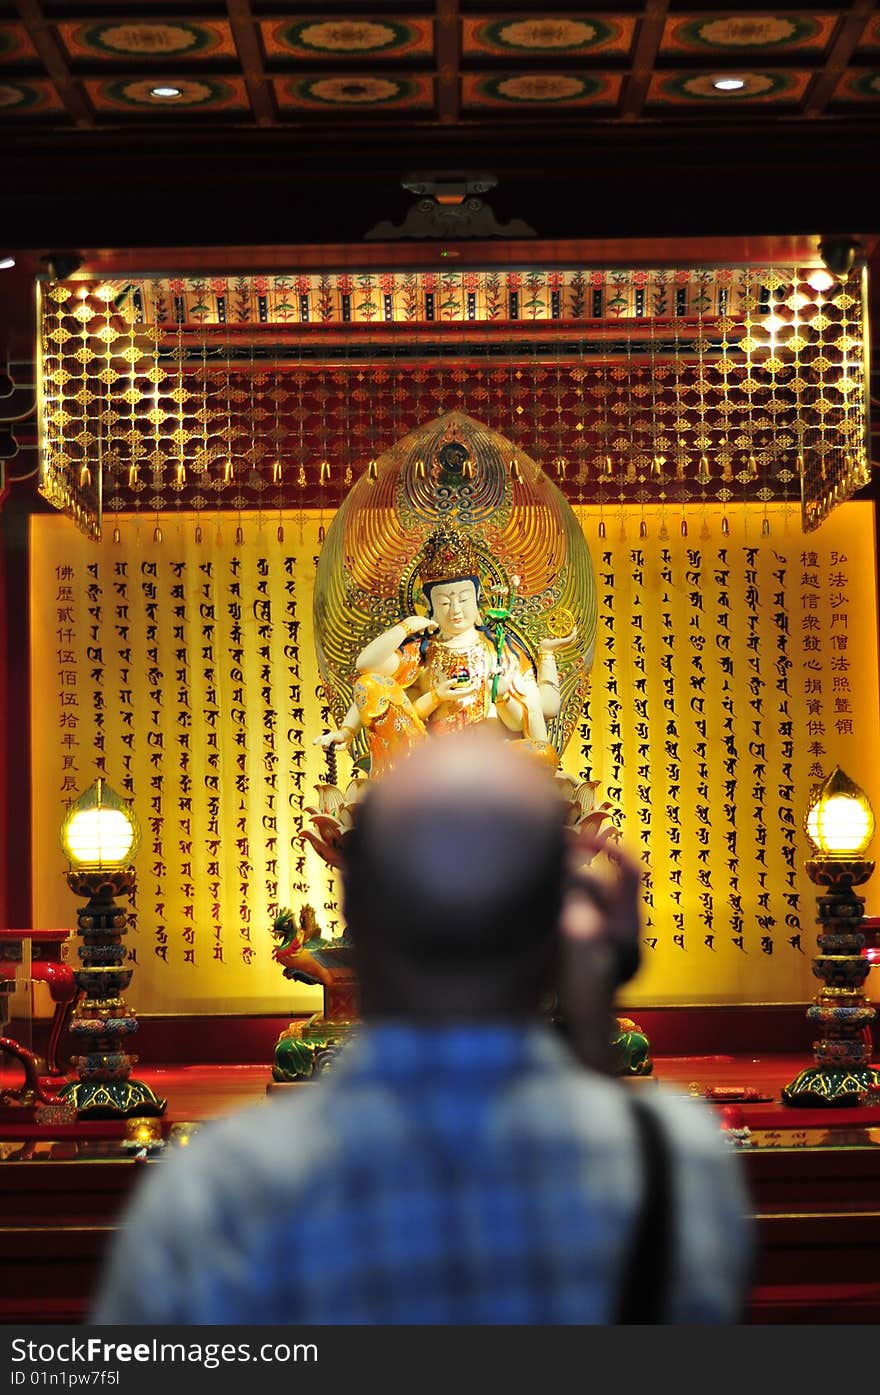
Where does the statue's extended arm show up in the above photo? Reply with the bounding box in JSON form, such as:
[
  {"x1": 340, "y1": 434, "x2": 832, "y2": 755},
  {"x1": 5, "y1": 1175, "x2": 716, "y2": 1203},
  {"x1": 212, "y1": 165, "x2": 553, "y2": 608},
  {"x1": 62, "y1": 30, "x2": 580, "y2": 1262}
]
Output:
[
  {"x1": 313, "y1": 702, "x2": 361, "y2": 750},
  {"x1": 355, "y1": 615, "x2": 438, "y2": 676},
  {"x1": 536, "y1": 628, "x2": 576, "y2": 719}
]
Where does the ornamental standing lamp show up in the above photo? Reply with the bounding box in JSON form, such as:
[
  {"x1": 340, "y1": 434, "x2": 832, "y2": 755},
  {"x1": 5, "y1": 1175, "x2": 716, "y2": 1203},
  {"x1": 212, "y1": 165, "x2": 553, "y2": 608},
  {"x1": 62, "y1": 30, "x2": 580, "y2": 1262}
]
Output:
[
  {"x1": 58, "y1": 779, "x2": 166, "y2": 1118},
  {"x1": 782, "y1": 768, "x2": 879, "y2": 1106}
]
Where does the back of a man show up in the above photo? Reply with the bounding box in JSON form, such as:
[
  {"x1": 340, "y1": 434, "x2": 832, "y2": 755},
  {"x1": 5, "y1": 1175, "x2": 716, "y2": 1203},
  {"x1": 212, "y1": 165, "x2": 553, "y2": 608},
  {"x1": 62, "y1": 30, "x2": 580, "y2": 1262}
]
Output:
[{"x1": 93, "y1": 729, "x2": 753, "y2": 1325}]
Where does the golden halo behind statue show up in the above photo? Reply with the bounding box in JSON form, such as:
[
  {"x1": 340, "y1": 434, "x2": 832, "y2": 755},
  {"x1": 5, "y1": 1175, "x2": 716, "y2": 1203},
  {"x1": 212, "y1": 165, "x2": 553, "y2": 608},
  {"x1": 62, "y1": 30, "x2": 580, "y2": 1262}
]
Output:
[{"x1": 313, "y1": 410, "x2": 596, "y2": 755}]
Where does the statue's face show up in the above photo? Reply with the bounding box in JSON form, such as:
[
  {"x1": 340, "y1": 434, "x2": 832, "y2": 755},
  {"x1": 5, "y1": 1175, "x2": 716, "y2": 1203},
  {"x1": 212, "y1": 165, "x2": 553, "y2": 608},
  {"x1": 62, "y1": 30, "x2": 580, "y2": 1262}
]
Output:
[{"x1": 428, "y1": 579, "x2": 479, "y2": 638}]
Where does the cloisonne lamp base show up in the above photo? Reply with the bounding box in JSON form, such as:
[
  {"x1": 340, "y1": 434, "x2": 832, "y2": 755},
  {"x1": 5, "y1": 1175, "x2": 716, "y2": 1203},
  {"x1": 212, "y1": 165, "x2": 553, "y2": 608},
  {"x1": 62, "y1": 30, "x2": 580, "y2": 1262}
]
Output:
[
  {"x1": 783, "y1": 856, "x2": 877, "y2": 1109},
  {"x1": 782, "y1": 1064, "x2": 880, "y2": 1108},
  {"x1": 58, "y1": 1078, "x2": 167, "y2": 1118},
  {"x1": 62, "y1": 867, "x2": 167, "y2": 1121}
]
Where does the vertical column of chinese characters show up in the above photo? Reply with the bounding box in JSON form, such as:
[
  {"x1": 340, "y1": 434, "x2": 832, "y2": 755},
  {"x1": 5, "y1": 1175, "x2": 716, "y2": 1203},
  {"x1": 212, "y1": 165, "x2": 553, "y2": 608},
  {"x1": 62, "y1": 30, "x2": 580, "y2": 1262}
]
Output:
[
  {"x1": 599, "y1": 550, "x2": 623, "y2": 810},
  {"x1": 255, "y1": 556, "x2": 280, "y2": 923},
  {"x1": 56, "y1": 565, "x2": 80, "y2": 802},
  {"x1": 713, "y1": 548, "x2": 742, "y2": 956},
  {"x1": 141, "y1": 561, "x2": 167, "y2": 968},
  {"x1": 170, "y1": 560, "x2": 196, "y2": 967},
  {"x1": 827, "y1": 549, "x2": 853, "y2": 752},
  {"x1": 743, "y1": 546, "x2": 767, "y2": 950},
  {"x1": 283, "y1": 555, "x2": 312, "y2": 911},
  {"x1": 578, "y1": 644, "x2": 593, "y2": 783},
  {"x1": 200, "y1": 560, "x2": 224, "y2": 965},
  {"x1": 685, "y1": 548, "x2": 715, "y2": 953},
  {"x1": 85, "y1": 562, "x2": 106, "y2": 776},
  {"x1": 799, "y1": 548, "x2": 824, "y2": 790},
  {"x1": 114, "y1": 561, "x2": 137, "y2": 950},
  {"x1": 659, "y1": 549, "x2": 685, "y2": 954},
  {"x1": 286, "y1": 554, "x2": 308, "y2": 903},
  {"x1": 227, "y1": 555, "x2": 254, "y2": 968},
  {"x1": 770, "y1": 551, "x2": 797, "y2": 960},
  {"x1": 628, "y1": 548, "x2": 655, "y2": 949}
]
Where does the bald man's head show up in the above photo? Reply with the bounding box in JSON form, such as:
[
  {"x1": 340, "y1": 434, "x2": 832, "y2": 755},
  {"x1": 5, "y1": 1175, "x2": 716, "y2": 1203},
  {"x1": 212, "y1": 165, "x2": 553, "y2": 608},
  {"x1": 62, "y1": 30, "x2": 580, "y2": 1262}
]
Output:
[{"x1": 342, "y1": 729, "x2": 567, "y2": 1019}]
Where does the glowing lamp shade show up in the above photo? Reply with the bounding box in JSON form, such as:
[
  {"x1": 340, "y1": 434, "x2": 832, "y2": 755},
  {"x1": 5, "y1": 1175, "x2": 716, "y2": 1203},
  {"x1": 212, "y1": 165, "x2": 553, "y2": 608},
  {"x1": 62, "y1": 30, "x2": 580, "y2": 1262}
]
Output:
[
  {"x1": 805, "y1": 767, "x2": 875, "y2": 858},
  {"x1": 806, "y1": 268, "x2": 835, "y2": 293},
  {"x1": 60, "y1": 778, "x2": 140, "y2": 869}
]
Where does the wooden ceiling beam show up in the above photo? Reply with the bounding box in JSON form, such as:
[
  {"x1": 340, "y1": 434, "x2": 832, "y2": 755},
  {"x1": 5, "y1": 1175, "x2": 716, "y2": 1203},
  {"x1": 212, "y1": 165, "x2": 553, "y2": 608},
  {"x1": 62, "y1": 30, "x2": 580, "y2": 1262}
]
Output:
[
  {"x1": 226, "y1": 0, "x2": 275, "y2": 127},
  {"x1": 436, "y1": 0, "x2": 460, "y2": 125},
  {"x1": 13, "y1": 0, "x2": 95, "y2": 128},
  {"x1": 804, "y1": 0, "x2": 874, "y2": 117},
  {"x1": 621, "y1": 0, "x2": 669, "y2": 120}
]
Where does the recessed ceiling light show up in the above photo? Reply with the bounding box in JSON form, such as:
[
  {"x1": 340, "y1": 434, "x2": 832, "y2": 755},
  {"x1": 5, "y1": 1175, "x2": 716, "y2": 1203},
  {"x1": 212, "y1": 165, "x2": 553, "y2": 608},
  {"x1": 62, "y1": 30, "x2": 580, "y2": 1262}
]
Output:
[
  {"x1": 713, "y1": 77, "x2": 746, "y2": 92},
  {"x1": 150, "y1": 85, "x2": 182, "y2": 99},
  {"x1": 0, "y1": 257, "x2": 15, "y2": 270}
]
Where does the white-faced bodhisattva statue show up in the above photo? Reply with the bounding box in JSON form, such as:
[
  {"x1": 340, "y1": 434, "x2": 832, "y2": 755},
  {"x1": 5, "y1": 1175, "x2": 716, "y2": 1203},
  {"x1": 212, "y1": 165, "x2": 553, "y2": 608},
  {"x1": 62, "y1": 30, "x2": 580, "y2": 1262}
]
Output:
[{"x1": 315, "y1": 526, "x2": 575, "y2": 776}]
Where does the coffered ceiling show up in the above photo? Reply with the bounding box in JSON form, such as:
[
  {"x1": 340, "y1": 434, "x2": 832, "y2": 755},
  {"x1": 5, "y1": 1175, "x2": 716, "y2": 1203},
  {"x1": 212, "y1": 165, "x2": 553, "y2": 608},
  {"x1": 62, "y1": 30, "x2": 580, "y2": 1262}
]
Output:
[
  {"x1": 3, "y1": 2, "x2": 880, "y2": 127},
  {"x1": 2, "y1": 2, "x2": 880, "y2": 254}
]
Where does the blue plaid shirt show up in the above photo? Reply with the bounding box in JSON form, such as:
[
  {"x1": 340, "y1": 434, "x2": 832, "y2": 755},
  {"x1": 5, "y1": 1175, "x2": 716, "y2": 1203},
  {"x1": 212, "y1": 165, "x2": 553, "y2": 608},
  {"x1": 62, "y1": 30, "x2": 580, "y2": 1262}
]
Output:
[{"x1": 93, "y1": 1023, "x2": 752, "y2": 1324}]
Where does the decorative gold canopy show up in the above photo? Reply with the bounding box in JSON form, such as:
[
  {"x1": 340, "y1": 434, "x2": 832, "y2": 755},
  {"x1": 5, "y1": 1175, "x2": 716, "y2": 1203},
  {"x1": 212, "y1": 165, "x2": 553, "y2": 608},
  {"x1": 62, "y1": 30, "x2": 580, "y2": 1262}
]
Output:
[{"x1": 313, "y1": 410, "x2": 596, "y2": 756}]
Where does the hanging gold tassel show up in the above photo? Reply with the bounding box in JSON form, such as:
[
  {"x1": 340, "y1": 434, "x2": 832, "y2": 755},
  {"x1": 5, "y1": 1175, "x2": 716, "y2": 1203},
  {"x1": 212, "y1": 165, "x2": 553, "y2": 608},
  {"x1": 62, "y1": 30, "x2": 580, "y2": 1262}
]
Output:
[
  {"x1": 603, "y1": 454, "x2": 614, "y2": 477},
  {"x1": 195, "y1": 524, "x2": 203, "y2": 544},
  {"x1": 277, "y1": 523, "x2": 284, "y2": 542},
  {"x1": 367, "y1": 458, "x2": 378, "y2": 482},
  {"x1": 680, "y1": 518, "x2": 688, "y2": 538},
  {"x1": 79, "y1": 463, "x2": 91, "y2": 487},
  {"x1": 746, "y1": 453, "x2": 758, "y2": 477},
  {"x1": 598, "y1": 519, "x2": 606, "y2": 539},
  {"x1": 223, "y1": 459, "x2": 234, "y2": 483},
  {"x1": 697, "y1": 454, "x2": 711, "y2": 484},
  {"x1": 762, "y1": 516, "x2": 771, "y2": 536},
  {"x1": 297, "y1": 465, "x2": 307, "y2": 488},
  {"x1": 344, "y1": 464, "x2": 353, "y2": 486},
  {"x1": 319, "y1": 460, "x2": 331, "y2": 484},
  {"x1": 318, "y1": 524, "x2": 326, "y2": 543},
  {"x1": 272, "y1": 459, "x2": 282, "y2": 484},
  {"x1": 555, "y1": 456, "x2": 567, "y2": 480},
  {"x1": 639, "y1": 519, "x2": 648, "y2": 539},
  {"x1": 128, "y1": 464, "x2": 138, "y2": 487},
  {"x1": 112, "y1": 525, "x2": 121, "y2": 544},
  {"x1": 650, "y1": 454, "x2": 665, "y2": 477},
  {"x1": 176, "y1": 461, "x2": 186, "y2": 486},
  {"x1": 235, "y1": 524, "x2": 244, "y2": 545},
  {"x1": 153, "y1": 523, "x2": 163, "y2": 543},
  {"x1": 721, "y1": 516, "x2": 730, "y2": 536}
]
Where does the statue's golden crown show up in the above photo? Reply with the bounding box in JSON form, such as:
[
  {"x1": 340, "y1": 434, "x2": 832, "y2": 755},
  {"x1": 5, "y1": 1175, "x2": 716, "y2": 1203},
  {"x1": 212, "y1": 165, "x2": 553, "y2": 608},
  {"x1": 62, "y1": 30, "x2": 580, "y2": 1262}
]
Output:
[{"x1": 418, "y1": 527, "x2": 481, "y2": 586}]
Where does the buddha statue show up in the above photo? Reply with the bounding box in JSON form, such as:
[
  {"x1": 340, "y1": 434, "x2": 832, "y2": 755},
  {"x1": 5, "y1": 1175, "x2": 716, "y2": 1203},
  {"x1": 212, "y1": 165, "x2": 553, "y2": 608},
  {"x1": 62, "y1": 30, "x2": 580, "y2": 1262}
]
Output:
[{"x1": 316, "y1": 526, "x2": 575, "y2": 776}]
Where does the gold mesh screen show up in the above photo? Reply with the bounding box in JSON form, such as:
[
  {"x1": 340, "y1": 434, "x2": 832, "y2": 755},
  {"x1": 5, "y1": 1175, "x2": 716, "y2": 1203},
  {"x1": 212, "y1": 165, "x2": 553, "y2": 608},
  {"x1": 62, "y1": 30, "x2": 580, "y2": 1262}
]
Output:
[{"x1": 37, "y1": 265, "x2": 870, "y2": 540}]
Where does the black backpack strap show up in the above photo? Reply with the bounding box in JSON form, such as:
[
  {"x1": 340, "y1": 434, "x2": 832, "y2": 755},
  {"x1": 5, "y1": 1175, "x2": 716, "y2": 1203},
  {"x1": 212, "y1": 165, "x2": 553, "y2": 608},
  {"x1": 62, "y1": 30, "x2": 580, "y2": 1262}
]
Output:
[{"x1": 616, "y1": 1093, "x2": 673, "y2": 1324}]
